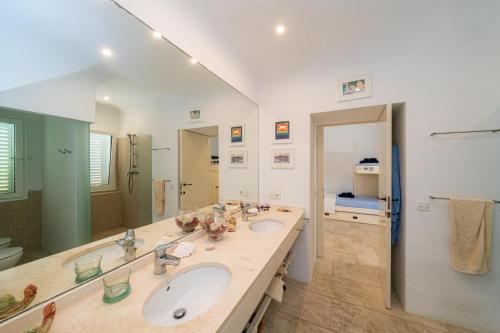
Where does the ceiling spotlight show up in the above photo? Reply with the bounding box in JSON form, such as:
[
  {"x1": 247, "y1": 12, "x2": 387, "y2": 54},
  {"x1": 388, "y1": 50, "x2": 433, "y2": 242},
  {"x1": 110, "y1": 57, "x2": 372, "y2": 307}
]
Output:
[
  {"x1": 101, "y1": 48, "x2": 113, "y2": 58},
  {"x1": 152, "y1": 31, "x2": 162, "y2": 39},
  {"x1": 103, "y1": 96, "x2": 110, "y2": 101},
  {"x1": 190, "y1": 58, "x2": 198, "y2": 64},
  {"x1": 275, "y1": 25, "x2": 286, "y2": 35}
]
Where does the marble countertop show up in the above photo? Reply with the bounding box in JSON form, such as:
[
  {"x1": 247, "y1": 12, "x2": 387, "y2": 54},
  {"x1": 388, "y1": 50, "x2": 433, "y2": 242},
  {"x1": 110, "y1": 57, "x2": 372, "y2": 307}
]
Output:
[
  {"x1": 0, "y1": 207, "x2": 213, "y2": 314},
  {"x1": 2, "y1": 205, "x2": 304, "y2": 333}
]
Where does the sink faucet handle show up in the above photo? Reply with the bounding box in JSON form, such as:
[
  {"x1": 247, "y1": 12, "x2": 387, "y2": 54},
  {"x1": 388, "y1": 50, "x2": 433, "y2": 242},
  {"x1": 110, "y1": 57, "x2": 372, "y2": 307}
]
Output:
[
  {"x1": 154, "y1": 242, "x2": 178, "y2": 257},
  {"x1": 124, "y1": 229, "x2": 136, "y2": 241}
]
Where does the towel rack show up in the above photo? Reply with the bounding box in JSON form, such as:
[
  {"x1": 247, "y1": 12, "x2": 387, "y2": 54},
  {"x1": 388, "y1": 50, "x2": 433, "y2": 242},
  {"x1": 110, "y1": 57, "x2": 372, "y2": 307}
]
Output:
[
  {"x1": 430, "y1": 128, "x2": 500, "y2": 136},
  {"x1": 429, "y1": 195, "x2": 500, "y2": 204}
]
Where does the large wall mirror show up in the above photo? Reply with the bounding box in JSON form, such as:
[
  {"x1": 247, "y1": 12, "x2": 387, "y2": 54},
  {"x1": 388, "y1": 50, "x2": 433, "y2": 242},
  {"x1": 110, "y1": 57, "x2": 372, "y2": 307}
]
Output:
[{"x1": 0, "y1": 0, "x2": 258, "y2": 322}]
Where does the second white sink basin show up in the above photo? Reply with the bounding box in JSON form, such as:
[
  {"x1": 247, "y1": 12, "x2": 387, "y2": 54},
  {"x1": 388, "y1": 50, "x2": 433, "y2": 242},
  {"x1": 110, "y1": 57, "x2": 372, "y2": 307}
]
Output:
[
  {"x1": 143, "y1": 264, "x2": 231, "y2": 327},
  {"x1": 249, "y1": 220, "x2": 284, "y2": 233}
]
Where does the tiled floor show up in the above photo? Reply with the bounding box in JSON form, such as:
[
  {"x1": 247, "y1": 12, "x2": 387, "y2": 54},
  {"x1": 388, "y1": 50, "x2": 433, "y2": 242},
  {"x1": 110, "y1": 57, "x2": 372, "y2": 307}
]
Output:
[{"x1": 262, "y1": 219, "x2": 474, "y2": 333}]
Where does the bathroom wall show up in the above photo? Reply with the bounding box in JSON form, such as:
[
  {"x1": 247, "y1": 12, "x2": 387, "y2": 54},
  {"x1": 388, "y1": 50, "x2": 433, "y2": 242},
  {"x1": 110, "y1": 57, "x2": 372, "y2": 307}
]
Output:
[
  {"x1": 91, "y1": 191, "x2": 123, "y2": 235},
  {"x1": 0, "y1": 66, "x2": 108, "y2": 122},
  {"x1": 255, "y1": 6, "x2": 500, "y2": 332},
  {"x1": 118, "y1": 88, "x2": 258, "y2": 221},
  {"x1": 0, "y1": 191, "x2": 41, "y2": 251},
  {"x1": 323, "y1": 123, "x2": 382, "y2": 195},
  {"x1": 92, "y1": 103, "x2": 123, "y2": 135}
]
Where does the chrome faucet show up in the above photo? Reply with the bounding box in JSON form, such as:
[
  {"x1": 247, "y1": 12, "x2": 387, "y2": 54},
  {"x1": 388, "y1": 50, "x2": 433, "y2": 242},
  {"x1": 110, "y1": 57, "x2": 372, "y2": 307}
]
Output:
[
  {"x1": 115, "y1": 229, "x2": 137, "y2": 262},
  {"x1": 240, "y1": 201, "x2": 257, "y2": 222},
  {"x1": 154, "y1": 243, "x2": 181, "y2": 275}
]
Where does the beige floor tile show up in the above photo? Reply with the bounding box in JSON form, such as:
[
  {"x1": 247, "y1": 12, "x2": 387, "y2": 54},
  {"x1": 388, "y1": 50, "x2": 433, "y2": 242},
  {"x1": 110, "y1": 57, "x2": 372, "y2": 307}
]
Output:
[
  {"x1": 328, "y1": 300, "x2": 369, "y2": 332},
  {"x1": 294, "y1": 319, "x2": 333, "y2": 333},
  {"x1": 314, "y1": 258, "x2": 334, "y2": 275},
  {"x1": 262, "y1": 220, "x2": 474, "y2": 333},
  {"x1": 262, "y1": 305, "x2": 299, "y2": 333},
  {"x1": 332, "y1": 261, "x2": 381, "y2": 288}
]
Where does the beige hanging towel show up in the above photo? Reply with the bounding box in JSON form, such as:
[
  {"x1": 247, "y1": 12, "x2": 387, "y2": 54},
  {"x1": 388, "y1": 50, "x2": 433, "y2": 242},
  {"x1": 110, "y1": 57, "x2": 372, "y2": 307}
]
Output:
[
  {"x1": 154, "y1": 180, "x2": 165, "y2": 215},
  {"x1": 449, "y1": 198, "x2": 493, "y2": 274}
]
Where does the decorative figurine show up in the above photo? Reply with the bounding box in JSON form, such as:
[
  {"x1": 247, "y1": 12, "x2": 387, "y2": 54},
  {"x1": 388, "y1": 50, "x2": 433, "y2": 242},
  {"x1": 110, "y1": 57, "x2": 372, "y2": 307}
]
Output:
[
  {"x1": 23, "y1": 302, "x2": 56, "y2": 333},
  {"x1": 0, "y1": 284, "x2": 38, "y2": 319}
]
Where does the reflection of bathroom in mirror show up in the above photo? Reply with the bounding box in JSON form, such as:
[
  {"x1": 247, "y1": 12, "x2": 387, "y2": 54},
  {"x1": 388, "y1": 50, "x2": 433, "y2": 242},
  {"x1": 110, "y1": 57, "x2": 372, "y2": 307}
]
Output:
[{"x1": 0, "y1": 0, "x2": 258, "y2": 322}]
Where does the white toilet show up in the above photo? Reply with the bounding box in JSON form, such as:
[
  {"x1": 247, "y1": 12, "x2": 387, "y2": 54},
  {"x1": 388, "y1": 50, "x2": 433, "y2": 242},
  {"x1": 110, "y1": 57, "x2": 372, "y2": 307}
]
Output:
[{"x1": 0, "y1": 237, "x2": 23, "y2": 271}]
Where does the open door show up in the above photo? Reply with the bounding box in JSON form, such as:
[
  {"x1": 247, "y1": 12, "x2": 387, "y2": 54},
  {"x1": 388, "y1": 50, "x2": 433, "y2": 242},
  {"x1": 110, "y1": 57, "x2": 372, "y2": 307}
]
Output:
[
  {"x1": 316, "y1": 125, "x2": 325, "y2": 258},
  {"x1": 179, "y1": 130, "x2": 210, "y2": 208},
  {"x1": 378, "y1": 104, "x2": 392, "y2": 309}
]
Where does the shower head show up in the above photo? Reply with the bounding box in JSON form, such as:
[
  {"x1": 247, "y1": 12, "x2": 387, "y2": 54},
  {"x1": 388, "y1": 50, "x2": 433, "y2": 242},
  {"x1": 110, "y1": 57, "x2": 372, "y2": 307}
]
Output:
[{"x1": 127, "y1": 133, "x2": 138, "y2": 145}]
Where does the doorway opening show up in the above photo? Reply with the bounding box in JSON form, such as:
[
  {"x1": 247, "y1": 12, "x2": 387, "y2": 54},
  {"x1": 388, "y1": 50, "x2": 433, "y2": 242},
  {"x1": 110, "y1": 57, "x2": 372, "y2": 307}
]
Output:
[
  {"x1": 178, "y1": 126, "x2": 219, "y2": 208},
  {"x1": 310, "y1": 103, "x2": 406, "y2": 310}
]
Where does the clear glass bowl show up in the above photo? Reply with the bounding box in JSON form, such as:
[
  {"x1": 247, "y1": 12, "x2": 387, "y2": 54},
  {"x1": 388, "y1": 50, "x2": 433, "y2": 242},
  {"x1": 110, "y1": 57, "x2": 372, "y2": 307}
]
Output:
[
  {"x1": 203, "y1": 213, "x2": 229, "y2": 241},
  {"x1": 102, "y1": 268, "x2": 131, "y2": 304},
  {"x1": 175, "y1": 206, "x2": 204, "y2": 232},
  {"x1": 74, "y1": 255, "x2": 102, "y2": 284}
]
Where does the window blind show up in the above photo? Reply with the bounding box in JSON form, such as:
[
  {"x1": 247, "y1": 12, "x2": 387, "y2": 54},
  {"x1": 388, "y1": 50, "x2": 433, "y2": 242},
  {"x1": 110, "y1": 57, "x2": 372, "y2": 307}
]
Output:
[
  {"x1": 0, "y1": 122, "x2": 15, "y2": 194},
  {"x1": 89, "y1": 132, "x2": 111, "y2": 187}
]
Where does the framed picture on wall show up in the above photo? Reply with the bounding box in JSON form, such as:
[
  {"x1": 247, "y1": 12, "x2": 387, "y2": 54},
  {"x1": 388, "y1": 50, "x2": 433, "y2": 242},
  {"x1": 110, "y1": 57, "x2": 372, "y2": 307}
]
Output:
[
  {"x1": 337, "y1": 74, "x2": 372, "y2": 101},
  {"x1": 188, "y1": 109, "x2": 202, "y2": 123},
  {"x1": 271, "y1": 148, "x2": 295, "y2": 169},
  {"x1": 228, "y1": 150, "x2": 248, "y2": 168},
  {"x1": 230, "y1": 124, "x2": 245, "y2": 146},
  {"x1": 274, "y1": 119, "x2": 292, "y2": 144}
]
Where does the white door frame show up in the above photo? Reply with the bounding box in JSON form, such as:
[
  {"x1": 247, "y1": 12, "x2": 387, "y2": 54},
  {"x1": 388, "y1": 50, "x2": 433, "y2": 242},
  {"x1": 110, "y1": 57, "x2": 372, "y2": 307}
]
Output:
[{"x1": 311, "y1": 103, "x2": 393, "y2": 309}]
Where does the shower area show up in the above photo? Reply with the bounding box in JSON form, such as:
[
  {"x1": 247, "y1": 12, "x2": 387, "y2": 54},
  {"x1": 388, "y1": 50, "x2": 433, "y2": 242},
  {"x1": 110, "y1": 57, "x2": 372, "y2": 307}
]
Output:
[
  {"x1": 0, "y1": 109, "x2": 91, "y2": 266},
  {"x1": 90, "y1": 133, "x2": 152, "y2": 240}
]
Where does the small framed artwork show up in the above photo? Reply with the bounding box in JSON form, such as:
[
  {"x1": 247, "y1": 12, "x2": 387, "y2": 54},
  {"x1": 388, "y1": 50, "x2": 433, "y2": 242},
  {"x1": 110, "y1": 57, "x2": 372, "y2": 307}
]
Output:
[
  {"x1": 228, "y1": 150, "x2": 248, "y2": 168},
  {"x1": 337, "y1": 74, "x2": 372, "y2": 101},
  {"x1": 188, "y1": 109, "x2": 202, "y2": 123},
  {"x1": 274, "y1": 119, "x2": 292, "y2": 144},
  {"x1": 271, "y1": 148, "x2": 295, "y2": 169},
  {"x1": 230, "y1": 124, "x2": 245, "y2": 146}
]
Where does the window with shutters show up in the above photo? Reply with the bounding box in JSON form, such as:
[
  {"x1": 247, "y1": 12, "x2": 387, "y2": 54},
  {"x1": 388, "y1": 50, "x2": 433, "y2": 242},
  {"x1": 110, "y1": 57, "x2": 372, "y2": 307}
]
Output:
[
  {"x1": 0, "y1": 118, "x2": 24, "y2": 201},
  {"x1": 89, "y1": 131, "x2": 114, "y2": 191}
]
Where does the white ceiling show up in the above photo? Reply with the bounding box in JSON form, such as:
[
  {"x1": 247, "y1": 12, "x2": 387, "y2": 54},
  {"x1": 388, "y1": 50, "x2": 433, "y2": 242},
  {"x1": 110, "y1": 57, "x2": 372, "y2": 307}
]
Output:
[
  {"x1": 161, "y1": 0, "x2": 422, "y2": 82},
  {"x1": 0, "y1": 0, "x2": 249, "y2": 113},
  {"x1": 150, "y1": 0, "x2": 499, "y2": 95}
]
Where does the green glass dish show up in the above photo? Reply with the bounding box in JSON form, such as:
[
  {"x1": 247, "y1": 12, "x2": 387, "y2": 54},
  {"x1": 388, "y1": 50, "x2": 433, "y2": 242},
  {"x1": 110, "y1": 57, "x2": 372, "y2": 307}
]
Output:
[
  {"x1": 102, "y1": 268, "x2": 132, "y2": 304},
  {"x1": 74, "y1": 256, "x2": 103, "y2": 284}
]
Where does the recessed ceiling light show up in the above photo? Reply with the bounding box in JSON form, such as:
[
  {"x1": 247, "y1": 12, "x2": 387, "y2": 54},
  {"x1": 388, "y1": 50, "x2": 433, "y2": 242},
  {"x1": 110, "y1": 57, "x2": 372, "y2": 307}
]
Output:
[
  {"x1": 101, "y1": 48, "x2": 113, "y2": 58},
  {"x1": 152, "y1": 31, "x2": 162, "y2": 39},
  {"x1": 190, "y1": 58, "x2": 198, "y2": 64},
  {"x1": 276, "y1": 25, "x2": 286, "y2": 35},
  {"x1": 103, "y1": 96, "x2": 110, "y2": 101}
]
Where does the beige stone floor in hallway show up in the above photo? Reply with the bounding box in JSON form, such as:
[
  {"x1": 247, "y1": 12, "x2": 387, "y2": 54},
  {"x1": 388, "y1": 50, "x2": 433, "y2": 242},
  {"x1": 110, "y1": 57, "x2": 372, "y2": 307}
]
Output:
[{"x1": 262, "y1": 219, "x2": 474, "y2": 333}]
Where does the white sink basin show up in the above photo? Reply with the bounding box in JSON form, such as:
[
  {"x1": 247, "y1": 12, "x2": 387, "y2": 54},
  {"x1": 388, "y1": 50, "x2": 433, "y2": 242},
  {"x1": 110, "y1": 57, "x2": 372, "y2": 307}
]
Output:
[
  {"x1": 249, "y1": 220, "x2": 284, "y2": 233},
  {"x1": 62, "y1": 238, "x2": 145, "y2": 268},
  {"x1": 143, "y1": 264, "x2": 231, "y2": 327}
]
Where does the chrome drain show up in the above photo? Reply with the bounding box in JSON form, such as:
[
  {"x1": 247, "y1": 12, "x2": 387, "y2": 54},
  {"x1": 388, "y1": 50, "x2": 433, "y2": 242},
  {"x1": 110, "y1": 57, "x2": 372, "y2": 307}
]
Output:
[{"x1": 173, "y1": 308, "x2": 187, "y2": 320}]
